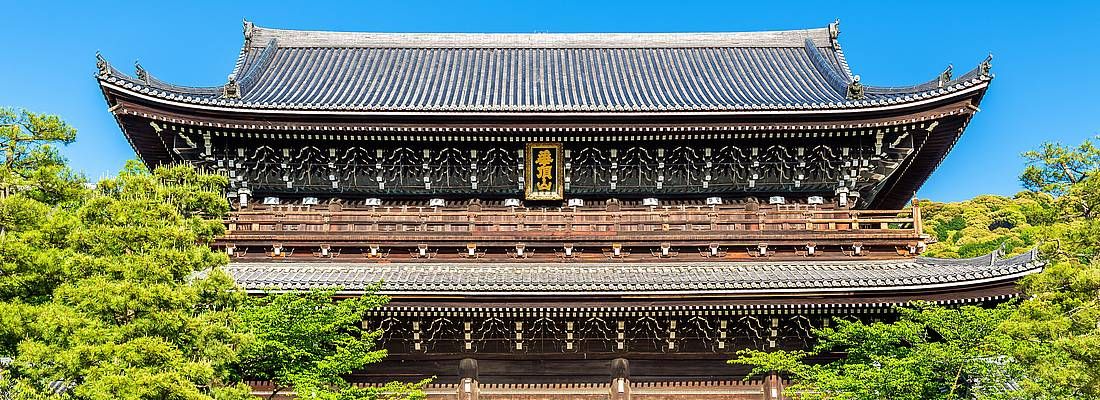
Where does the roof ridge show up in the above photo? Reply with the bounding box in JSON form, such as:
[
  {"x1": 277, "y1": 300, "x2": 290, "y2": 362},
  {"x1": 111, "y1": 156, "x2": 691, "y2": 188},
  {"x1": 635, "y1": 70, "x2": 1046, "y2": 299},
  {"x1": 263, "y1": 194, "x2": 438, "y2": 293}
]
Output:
[
  {"x1": 230, "y1": 37, "x2": 278, "y2": 98},
  {"x1": 803, "y1": 38, "x2": 851, "y2": 97},
  {"x1": 826, "y1": 19, "x2": 854, "y2": 79},
  {"x1": 244, "y1": 21, "x2": 836, "y2": 49},
  {"x1": 231, "y1": 20, "x2": 255, "y2": 80}
]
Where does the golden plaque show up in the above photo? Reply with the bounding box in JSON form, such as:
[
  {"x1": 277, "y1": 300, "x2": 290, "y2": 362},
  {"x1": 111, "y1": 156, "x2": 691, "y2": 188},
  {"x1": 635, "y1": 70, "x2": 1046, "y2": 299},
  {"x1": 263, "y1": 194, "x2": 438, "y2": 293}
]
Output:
[{"x1": 524, "y1": 142, "x2": 564, "y2": 201}]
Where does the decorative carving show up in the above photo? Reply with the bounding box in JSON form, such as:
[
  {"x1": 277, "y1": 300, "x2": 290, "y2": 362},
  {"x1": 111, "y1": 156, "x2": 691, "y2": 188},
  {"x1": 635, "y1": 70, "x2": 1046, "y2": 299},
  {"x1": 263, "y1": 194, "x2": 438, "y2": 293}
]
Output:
[
  {"x1": 286, "y1": 146, "x2": 329, "y2": 188},
  {"x1": 677, "y1": 316, "x2": 718, "y2": 353},
  {"x1": 206, "y1": 134, "x2": 912, "y2": 203},
  {"x1": 474, "y1": 318, "x2": 511, "y2": 353},
  {"x1": 729, "y1": 316, "x2": 766, "y2": 350},
  {"x1": 979, "y1": 54, "x2": 993, "y2": 77},
  {"x1": 383, "y1": 147, "x2": 424, "y2": 189},
  {"x1": 776, "y1": 315, "x2": 816, "y2": 349},
  {"x1": 223, "y1": 74, "x2": 240, "y2": 98},
  {"x1": 375, "y1": 317, "x2": 411, "y2": 353},
  {"x1": 429, "y1": 147, "x2": 471, "y2": 188},
  {"x1": 627, "y1": 316, "x2": 665, "y2": 352},
  {"x1": 618, "y1": 147, "x2": 658, "y2": 189},
  {"x1": 424, "y1": 318, "x2": 462, "y2": 353},
  {"x1": 711, "y1": 146, "x2": 751, "y2": 187},
  {"x1": 665, "y1": 147, "x2": 704, "y2": 187},
  {"x1": 134, "y1": 61, "x2": 148, "y2": 83},
  {"x1": 95, "y1": 52, "x2": 109, "y2": 75},
  {"x1": 577, "y1": 318, "x2": 614, "y2": 353},
  {"x1": 571, "y1": 147, "x2": 611, "y2": 188},
  {"x1": 846, "y1": 75, "x2": 864, "y2": 100},
  {"x1": 243, "y1": 20, "x2": 255, "y2": 48},
  {"x1": 366, "y1": 311, "x2": 870, "y2": 355},
  {"x1": 526, "y1": 318, "x2": 564, "y2": 353},
  {"x1": 758, "y1": 146, "x2": 796, "y2": 182},
  {"x1": 938, "y1": 64, "x2": 954, "y2": 87},
  {"x1": 828, "y1": 19, "x2": 841, "y2": 47},
  {"x1": 476, "y1": 148, "x2": 519, "y2": 188},
  {"x1": 334, "y1": 147, "x2": 379, "y2": 188}
]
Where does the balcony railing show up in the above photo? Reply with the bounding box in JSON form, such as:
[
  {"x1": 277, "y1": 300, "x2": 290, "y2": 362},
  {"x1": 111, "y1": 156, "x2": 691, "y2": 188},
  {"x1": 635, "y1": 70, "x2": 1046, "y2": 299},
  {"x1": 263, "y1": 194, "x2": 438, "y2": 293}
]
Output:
[{"x1": 218, "y1": 201, "x2": 927, "y2": 261}]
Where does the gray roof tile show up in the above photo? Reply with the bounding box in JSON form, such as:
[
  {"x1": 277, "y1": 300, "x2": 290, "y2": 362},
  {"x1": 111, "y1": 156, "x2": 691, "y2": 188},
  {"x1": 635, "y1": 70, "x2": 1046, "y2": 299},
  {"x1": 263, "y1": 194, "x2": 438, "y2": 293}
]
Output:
[
  {"x1": 98, "y1": 23, "x2": 992, "y2": 113},
  {"x1": 220, "y1": 251, "x2": 1040, "y2": 295}
]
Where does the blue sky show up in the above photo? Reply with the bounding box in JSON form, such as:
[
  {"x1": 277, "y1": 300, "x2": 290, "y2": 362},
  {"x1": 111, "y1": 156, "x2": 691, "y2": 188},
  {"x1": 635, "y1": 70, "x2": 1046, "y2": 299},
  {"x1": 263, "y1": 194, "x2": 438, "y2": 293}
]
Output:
[{"x1": 2, "y1": 1, "x2": 1097, "y2": 202}]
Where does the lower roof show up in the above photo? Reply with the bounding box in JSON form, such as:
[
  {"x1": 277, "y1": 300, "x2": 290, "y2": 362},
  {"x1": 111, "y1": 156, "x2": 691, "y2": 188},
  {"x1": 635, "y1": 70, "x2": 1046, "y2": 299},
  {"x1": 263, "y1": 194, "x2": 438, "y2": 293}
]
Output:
[{"x1": 220, "y1": 250, "x2": 1040, "y2": 297}]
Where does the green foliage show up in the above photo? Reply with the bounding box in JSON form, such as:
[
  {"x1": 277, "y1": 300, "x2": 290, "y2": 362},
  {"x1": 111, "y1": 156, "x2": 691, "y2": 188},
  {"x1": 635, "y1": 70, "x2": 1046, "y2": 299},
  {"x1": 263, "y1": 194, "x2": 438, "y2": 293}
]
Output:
[
  {"x1": 1002, "y1": 139, "x2": 1100, "y2": 399},
  {"x1": 1021, "y1": 138, "x2": 1100, "y2": 195},
  {"x1": 0, "y1": 109, "x2": 420, "y2": 399},
  {"x1": 734, "y1": 136, "x2": 1100, "y2": 400},
  {"x1": 1002, "y1": 257, "x2": 1100, "y2": 398},
  {"x1": 1000, "y1": 149, "x2": 1100, "y2": 398},
  {"x1": 0, "y1": 107, "x2": 83, "y2": 204},
  {"x1": 235, "y1": 289, "x2": 426, "y2": 400},
  {"x1": 920, "y1": 194, "x2": 1040, "y2": 259},
  {"x1": 1021, "y1": 137, "x2": 1100, "y2": 219},
  {"x1": 732, "y1": 303, "x2": 1024, "y2": 400},
  {"x1": 0, "y1": 162, "x2": 249, "y2": 399}
]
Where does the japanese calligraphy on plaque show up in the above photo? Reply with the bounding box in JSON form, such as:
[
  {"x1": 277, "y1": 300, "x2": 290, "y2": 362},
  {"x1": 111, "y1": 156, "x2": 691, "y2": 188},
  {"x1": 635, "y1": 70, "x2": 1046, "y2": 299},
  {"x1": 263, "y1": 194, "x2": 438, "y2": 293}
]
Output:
[{"x1": 524, "y1": 142, "x2": 564, "y2": 201}]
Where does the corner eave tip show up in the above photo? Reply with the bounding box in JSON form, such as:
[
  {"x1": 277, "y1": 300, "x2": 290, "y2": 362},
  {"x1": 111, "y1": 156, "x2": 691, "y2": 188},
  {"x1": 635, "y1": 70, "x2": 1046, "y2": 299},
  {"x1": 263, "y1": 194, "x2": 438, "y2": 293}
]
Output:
[
  {"x1": 95, "y1": 51, "x2": 110, "y2": 76},
  {"x1": 979, "y1": 53, "x2": 993, "y2": 77}
]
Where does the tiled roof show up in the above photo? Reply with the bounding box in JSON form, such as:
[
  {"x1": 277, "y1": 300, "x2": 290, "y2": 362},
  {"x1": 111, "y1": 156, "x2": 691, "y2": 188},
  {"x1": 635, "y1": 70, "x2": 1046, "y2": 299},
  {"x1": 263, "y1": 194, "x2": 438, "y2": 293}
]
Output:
[
  {"x1": 220, "y1": 251, "x2": 1040, "y2": 296},
  {"x1": 96, "y1": 21, "x2": 992, "y2": 113}
]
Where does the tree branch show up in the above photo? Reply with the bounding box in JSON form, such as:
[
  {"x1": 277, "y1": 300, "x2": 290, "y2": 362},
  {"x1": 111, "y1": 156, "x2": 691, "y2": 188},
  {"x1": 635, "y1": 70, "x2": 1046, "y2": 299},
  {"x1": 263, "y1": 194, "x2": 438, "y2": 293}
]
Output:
[{"x1": 1060, "y1": 162, "x2": 1080, "y2": 184}]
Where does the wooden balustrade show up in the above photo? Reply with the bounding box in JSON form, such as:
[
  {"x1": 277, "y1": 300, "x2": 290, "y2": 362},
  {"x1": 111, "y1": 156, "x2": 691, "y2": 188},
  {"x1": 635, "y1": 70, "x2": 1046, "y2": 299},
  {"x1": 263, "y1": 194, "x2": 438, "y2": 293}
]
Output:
[{"x1": 219, "y1": 203, "x2": 926, "y2": 256}]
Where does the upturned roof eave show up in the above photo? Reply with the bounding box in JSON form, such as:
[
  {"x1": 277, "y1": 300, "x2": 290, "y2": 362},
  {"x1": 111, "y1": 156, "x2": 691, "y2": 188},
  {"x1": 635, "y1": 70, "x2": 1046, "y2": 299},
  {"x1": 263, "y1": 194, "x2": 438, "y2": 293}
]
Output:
[
  {"x1": 222, "y1": 250, "x2": 1043, "y2": 298},
  {"x1": 97, "y1": 20, "x2": 996, "y2": 117},
  {"x1": 243, "y1": 269, "x2": 1037, "y2": 297}
]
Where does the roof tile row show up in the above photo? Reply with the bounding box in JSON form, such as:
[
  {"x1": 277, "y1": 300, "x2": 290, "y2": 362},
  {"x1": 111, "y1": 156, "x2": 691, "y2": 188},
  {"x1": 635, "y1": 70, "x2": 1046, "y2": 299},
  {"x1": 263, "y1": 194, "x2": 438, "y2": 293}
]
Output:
[
  {"x1": 97, "y1": 23, "x2": 992, "y2": 113},
  {"x1": 221, "y1": 251, "x2": 1040, "y2": 295}
]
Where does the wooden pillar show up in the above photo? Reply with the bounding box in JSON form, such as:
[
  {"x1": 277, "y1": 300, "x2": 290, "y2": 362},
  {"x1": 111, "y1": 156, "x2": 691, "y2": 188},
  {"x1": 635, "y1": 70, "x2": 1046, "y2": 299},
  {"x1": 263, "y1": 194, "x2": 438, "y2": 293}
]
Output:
[
  {"x1": 763, "y1": 372, "x2": 786, "y2": 400},
  {"x1": 912, "y1": 198, "x2": 923, "y2": 235},
  {"x1": 610, "y1": 358, "x2": 631, "y2": 400},
  {"x1": 457, "y1": 358, "x2": 479, "y2": 400}
]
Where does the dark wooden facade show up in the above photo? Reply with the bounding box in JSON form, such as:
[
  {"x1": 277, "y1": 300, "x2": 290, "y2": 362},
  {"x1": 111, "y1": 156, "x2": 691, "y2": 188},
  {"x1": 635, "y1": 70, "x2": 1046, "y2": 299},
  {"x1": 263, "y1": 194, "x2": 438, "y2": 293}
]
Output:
[{"x1": 98, "y1": 21, "x2": 1033, "y2": 399}]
